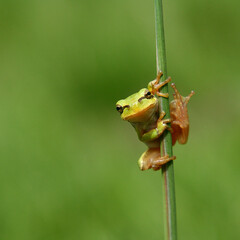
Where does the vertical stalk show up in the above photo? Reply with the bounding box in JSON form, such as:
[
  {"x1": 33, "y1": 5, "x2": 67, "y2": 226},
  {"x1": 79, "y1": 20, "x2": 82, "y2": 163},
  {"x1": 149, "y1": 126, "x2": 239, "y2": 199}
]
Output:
[{"x1": 154, "y1": 1, "x2": 177, "y2": 240}]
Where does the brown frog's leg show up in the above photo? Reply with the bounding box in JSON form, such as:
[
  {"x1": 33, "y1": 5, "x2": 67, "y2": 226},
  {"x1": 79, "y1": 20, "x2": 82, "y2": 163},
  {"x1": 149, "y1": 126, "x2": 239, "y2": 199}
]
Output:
[
  {"x1": 170, "y1": 83, "x2": 195, "y2": 145},
  {"x1": 138, "y1": 148, "x2": 176, "y2": 171},
  {"x1": 148, "y1": 71, "x2": 171, "y2": 97}
]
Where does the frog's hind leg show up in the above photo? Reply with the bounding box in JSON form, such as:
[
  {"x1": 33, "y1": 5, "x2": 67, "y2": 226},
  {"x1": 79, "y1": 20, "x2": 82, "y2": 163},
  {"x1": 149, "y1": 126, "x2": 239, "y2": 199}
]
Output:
[
  {"x1": 170, "y1": 83, "x2": 195, "y2": 145},
  {"x1": 138, "y1": 148, "x2": 176, "y2": 171}
]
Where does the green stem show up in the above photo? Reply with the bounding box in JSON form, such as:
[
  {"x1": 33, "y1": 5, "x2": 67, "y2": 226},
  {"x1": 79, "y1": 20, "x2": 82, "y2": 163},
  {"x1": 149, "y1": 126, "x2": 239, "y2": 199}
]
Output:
[{"x1": 154, "y1": 1, "x2": 177, "y2": 240}]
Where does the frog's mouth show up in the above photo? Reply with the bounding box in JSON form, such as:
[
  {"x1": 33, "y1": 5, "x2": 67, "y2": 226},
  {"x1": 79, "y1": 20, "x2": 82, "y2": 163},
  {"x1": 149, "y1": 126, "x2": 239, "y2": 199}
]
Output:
[{"x1": 123, "y1": 103, "x2": 157, "y2": 121}]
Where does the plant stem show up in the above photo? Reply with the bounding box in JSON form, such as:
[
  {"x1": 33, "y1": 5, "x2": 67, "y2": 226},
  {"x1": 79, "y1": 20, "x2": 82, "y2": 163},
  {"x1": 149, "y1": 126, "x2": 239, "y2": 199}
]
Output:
[{"x1": 154, "y1": 1, "x2": 177, "y2": 240}]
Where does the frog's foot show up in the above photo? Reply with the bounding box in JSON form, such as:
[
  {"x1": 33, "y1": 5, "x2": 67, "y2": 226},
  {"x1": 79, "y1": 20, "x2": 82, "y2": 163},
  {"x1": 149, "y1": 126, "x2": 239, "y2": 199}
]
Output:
[
  {"x1": 152, "y1": 154, "x2": 176, "y2": 171},
  {"x1": 148, "y1": 71, "x2": 171, "y2": 97},
  {"x1": 138, "y1": 148, "x2": 176, "y2": 171},
  {"x1": 157, "y1": 111, "x2": 172, "y2": 135},
  {"x1": 171, "y1": 83, "x2": 195, "y2": 105},
  {"x1": 170, "y1": 83, "x2": 195, "y2": 145}
]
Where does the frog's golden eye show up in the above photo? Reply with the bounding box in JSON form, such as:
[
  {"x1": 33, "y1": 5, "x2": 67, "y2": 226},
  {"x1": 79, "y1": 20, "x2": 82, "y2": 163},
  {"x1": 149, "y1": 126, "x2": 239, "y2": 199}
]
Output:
[{"x1": 116, "y1": 105, "x2": 123, "y2": 113}]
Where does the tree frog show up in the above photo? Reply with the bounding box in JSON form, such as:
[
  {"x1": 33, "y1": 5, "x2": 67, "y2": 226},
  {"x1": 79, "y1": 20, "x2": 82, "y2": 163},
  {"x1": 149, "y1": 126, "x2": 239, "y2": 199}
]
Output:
[{"x1": 116, "y1": 72, "x2": 194, "y2": 171}]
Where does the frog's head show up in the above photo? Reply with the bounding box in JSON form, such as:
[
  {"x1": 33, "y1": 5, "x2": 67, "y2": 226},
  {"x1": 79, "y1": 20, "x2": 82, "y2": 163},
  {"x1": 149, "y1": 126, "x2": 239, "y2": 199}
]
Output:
[{"x1": 116, "y1": 88, "x2": 158, "y2": 122}]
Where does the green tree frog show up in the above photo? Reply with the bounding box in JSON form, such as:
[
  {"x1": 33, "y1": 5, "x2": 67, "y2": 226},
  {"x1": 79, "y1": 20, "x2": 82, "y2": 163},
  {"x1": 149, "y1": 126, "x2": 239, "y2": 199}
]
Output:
[{"x1": 116, "y1": 72, "x2": 194, "y2": 171}]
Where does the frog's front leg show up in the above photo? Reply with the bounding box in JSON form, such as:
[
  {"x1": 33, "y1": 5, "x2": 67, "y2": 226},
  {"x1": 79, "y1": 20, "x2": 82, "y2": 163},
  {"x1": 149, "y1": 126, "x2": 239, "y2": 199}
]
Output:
[
  {"x1": 148, "y1": 71, "x2": 171, "y2": 98},
  {"x1": 140, "y1": 111, "x2": 171, "y2": 142},
  {"x1": 170, "y1": 83, "x2": 195, "y2": 145},
  {"x1": 138, "y1": 148, "x2": 176, "y2": 171}
]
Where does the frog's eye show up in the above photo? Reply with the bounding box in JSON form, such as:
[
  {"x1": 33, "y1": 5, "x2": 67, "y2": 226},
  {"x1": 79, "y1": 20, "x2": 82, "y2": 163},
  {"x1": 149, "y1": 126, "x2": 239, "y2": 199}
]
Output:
[
  {"x1": 116, "y1": 105, "x2": 123, "y2": 114},
  {"x1": 145, "y1": 91, "x2": 153, "y2": 99}
]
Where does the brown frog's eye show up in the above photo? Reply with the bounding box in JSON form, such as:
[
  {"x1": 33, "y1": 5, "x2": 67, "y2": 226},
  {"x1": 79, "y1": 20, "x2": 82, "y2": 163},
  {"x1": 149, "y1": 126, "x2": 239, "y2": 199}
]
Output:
[
  {"x1": 116, "y1": 105, "x2": 123, "y2": 114},
  {"x1": 145, "y1": 91, "x2": 153, "y2": 99}
]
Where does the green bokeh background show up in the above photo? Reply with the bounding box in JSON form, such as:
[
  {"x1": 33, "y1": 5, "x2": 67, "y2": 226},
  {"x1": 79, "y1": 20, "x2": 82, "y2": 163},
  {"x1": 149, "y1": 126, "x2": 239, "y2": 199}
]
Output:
[{"x1": 0, "y1": 0, "x2": 239, "y2": 239}]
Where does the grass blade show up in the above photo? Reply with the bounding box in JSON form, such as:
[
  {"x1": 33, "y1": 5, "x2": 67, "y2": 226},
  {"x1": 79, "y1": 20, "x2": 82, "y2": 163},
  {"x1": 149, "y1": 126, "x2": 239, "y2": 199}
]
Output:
[{"x1": 154, "y1": 0, "x2": 177, "y2": 239}]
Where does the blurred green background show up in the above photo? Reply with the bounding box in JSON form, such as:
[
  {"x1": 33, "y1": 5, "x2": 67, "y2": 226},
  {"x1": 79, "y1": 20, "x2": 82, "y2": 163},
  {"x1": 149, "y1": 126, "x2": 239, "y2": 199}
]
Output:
[{"x1": 0, "y1": 0, "x2": 239, "y2": 239}]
